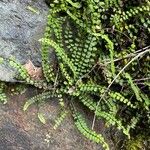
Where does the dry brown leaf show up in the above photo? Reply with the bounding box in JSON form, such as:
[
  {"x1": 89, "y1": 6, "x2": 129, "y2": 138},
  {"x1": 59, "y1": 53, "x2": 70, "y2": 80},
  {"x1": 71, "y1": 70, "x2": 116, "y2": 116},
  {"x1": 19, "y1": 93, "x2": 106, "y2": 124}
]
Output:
[{"x1": 24, "y1": 60, "x2": 43, "y2": 80}]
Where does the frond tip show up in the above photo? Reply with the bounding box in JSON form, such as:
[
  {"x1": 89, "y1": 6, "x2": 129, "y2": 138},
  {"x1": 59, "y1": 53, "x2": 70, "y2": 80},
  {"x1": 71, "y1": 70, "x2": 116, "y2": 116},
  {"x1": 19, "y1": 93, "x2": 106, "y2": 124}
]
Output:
[
  {"x1": 53, "y1": 110, "x2": 68, "y2": 130},
  {"x1": 23, "y1": 91, "x2": 56, "y2": 111},
  {"x1": 72, "y1": 110, "x2": 109, "y2": 150}
]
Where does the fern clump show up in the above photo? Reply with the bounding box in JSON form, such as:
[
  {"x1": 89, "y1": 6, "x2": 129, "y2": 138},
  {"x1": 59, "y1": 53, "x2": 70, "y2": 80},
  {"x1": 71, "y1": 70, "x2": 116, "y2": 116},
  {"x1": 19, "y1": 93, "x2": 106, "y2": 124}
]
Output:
[{"x1": 0, "y1": 0, "x2": 149, "y2": 149}]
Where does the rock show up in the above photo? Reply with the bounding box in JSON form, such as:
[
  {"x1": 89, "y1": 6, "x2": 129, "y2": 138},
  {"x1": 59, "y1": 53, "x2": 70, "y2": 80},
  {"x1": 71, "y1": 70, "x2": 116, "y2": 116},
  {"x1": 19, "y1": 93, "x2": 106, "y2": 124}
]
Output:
[
  {"x1": 0, "y1": 0, "x2": 49, "y2": 82},
  {"x1": 0, "y1": 89, "x2": 106, "y2": 150}
]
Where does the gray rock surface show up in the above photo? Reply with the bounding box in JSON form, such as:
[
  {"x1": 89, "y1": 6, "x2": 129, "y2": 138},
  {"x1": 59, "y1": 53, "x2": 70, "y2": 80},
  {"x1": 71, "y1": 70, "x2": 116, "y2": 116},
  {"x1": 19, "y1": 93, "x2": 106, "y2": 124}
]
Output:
[{"x1": 0, "y1": 0, "x2": 48, "y2": 82}]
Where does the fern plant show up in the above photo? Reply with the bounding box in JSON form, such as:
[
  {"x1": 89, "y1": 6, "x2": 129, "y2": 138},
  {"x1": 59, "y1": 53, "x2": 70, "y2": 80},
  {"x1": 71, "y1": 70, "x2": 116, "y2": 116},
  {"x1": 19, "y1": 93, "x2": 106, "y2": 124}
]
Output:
[
  {"x1": 0, "y1": 0, "x2": 150, "y2": 149},
  {"x1": 0, "y1": 14, "x2": 140, "y2": 150}
]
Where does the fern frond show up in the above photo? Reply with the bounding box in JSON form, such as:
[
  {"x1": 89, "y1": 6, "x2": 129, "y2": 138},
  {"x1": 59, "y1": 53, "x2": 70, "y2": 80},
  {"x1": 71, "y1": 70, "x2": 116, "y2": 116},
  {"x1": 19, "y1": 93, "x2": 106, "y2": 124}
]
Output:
[
  {"x1": 39, "y1": 38, "x2": 77, "y2": 78},
  {"x1": 99, "y1": 111, "x2": 130, "y2": 138},
  {"x1": 38, "y1": 112, "x2": 46, "y2": 124},
  {"x1": 66, "y1": 0, "x2": 81, "y2": 8},
  {"x1": 59, "y1": 63, "x2": 74, "y2": 85},
  {"x1": 23, "y1": 91, "x2": 56, "y2": 111},
  {"x1": 78, "y1": 83, "x2": 135, "y2": 108},
  {"x1": 127, "y1": 117, "x2": 139, "y2": 131},
  {"x1": 111, "y1": 2, "x2": 150, "y2": 31},
  {"x1": 125, "y1": 73, "x2": 143, "y2": 102},
  {"x1": 72, "y1": 108, "x2": 109, "y2": 150},
  {"x1": 7, "y1": 57, "x2": 48, "y2": 89},
  {"x1": 99, "y1": 34, "x2": 115, "y2": 76},
  {"x1": 66, "y1": 10, "x2": 86, "y2": 30},
  {"x1": 9, "y1": 58, "x2": 30, "y2": 80},
  {"x1": 0, "y1": 82, "x2": 7, "y2": 104},
  {"x1": 78, "y1": 94, "x2": 130, "y2": 138},
  {"x1": 104, "y1": 0, "x2": 121, "y2": 8},
  {"x1": 53, "y1": 109, "x2": 68, "y2": 130},
  {"x1": 109, "y1": 91, "x2": 136, "y2": 108},
  {"x1": 72, "y1": 34, "x2": 98, "y2": 78},
  {"x1": 125, "y1": 73, "x2": 150, "y2": 110},
  {"x1": 41, "y1": 14, "x2": 56, "y2": 83},
  {"x1": 78, "y1": 83, "x2": 105, "y2": 95},
  {"x1": 64, "y1": 22, "x2": 76, "y2": 52}
]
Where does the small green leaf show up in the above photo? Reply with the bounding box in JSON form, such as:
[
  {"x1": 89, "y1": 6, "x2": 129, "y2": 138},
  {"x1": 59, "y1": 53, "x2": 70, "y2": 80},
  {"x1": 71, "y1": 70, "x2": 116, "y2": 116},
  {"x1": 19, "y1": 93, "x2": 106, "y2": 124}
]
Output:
[
  {"x1": 38, "y1": 112, "x2": 46, "y2": 124},
  {"x1": 23, "y1": 100, "x2": 34, "y2": 111},
  {"x1": 27, "y1": 6, "x2": 39, "y2": 14},
  {"x1": 0, "y1": 57, "x2": 4, "y2": 64}
]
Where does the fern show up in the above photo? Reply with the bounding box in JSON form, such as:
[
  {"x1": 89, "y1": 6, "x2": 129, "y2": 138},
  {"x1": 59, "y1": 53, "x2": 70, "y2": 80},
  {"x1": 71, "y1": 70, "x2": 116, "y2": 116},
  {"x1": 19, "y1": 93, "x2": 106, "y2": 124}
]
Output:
[
  {"x1": 53, "y1": 109, "x2": 68, "y2": 130},
  {"x1": 125, "y1": 73, "x2": 143, "y2": 102},
  {"x1": 59, "y1": 63, "x2": 74, "y2": 85},
  {"x1": 23, "y1": 91, "x2": 56, "y2": 111},
  {"x1": 72, "y1": 106, "x2": 109, "y2": 150},
  {"x1": 0, "y1": 0, "x2": 150, "y2": 149},
  {"x1": 0, "y1": 82, "x2": 7, "y2": 104},
  {"x1": 99, "y1": 33, "x2": 115, "y2": 76},
  {"x1": 78, "y1": 94, "x2": 131, "y2": 138},
  {"x1": 109, "y1": 91, "x2": 136, "y2": 108},
  {"x1": 6, "y1": 57, "x2": 48, "y2": 89},
  {"x1": 72, "y1": 34, "x2": 98, "y2": 77},
  {"x1": 38, "y1": 112, "x2": 46, "y2": 124},
  {"x1": 39, "y1": 38, "x2": 77, "y2": 78}
]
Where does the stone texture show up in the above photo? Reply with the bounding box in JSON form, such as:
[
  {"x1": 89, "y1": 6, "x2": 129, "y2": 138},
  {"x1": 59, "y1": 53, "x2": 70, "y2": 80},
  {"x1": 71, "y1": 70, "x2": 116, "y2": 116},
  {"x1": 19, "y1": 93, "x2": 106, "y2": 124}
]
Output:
[
  {"x1": 0, "y1": 0, "x2": 48, "y2": 82},
  {"x1": 0, "y1": 89, "x2": 106, "y2": 150}
]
